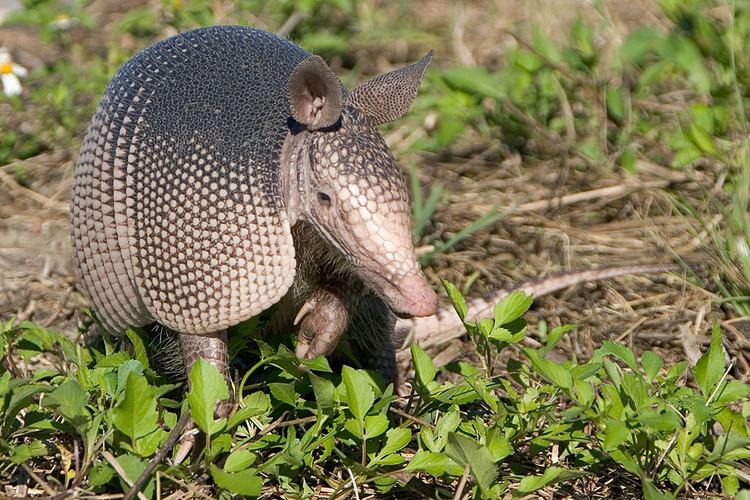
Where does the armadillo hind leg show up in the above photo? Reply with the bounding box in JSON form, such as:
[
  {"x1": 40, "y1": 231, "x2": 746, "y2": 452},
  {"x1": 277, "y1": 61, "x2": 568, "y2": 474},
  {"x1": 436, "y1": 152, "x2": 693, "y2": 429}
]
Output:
[
  {"x1": 347, "y1": 294, "x2": 404, "y2": 393},
  {"x1": 295, "y1": 282, "x2": 359, "y2": 360},
  {"x1": 179, "y1": 330, "x2": 233, "y2": 417}
]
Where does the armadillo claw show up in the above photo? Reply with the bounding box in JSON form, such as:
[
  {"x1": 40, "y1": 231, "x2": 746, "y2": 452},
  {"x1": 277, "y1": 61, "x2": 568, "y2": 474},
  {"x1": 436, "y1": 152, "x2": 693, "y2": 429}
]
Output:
[{"x1": 294, "y1": 284, "x2": 356, "y2": 360}]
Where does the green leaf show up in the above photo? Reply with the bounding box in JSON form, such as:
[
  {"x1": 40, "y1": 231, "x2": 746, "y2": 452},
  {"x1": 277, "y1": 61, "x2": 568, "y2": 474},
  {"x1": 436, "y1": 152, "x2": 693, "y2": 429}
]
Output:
[
  {"x1": 187, "y1": 359, "x2": 229, "y2": 435},
  {"x1": 342, "y1": 366, "x2": 374, "y2": 423},
  {"x1": 446, "y1": 433, "x2": 498, "y2": 494},
  {"x1": 643, "y1": 478, "x2": 674, "y2": 500},
  {"x1": 9, "y1": 440, "x2": 48, "y2": 464},
  {"x1": 620, "y1": 27, "x2": 662, "y2": 65},
  {"x1": 405, "y1": 449, "x2": 463, "y2": 476},
  {"x1": 44, "y1": 380, "x2": 88, "y2": 424},
  {"x1": 228, "y1": 392, "x2": 271, "y2": 429},
  {"x1": 440, "y1": 66, "x2": 504, "y2": 100},
  {"x1": 364, "y1": 413, "x2": 389, "y2": 439},
  {"x1": 596, "y1": 341, "x2": 639, "y2": 372},
  {"x1": 116, "y1": 455, "x2": 154, "y2": 499},
  {"x1": 637, "y1": 408, "x2": 680, "y2": 432},
  {"x1": 381, "y1": 428, "x2": 411, "y2": 456},
  {"x1": 641, "y1": 351, "x2": 663, "y2": 381},
  {"x1": 224, "y1": 449, "x2": 257, "y2": 473},
  {"x1": 715, "y1": 380, "x2": 750, "y2": 404},
  {"x1": 517, "y1": 467, "x2": 587, "y2": 495},
  {"x1": 687, "y1": 122, "x2": 716, "y2": 155},
  {"x1": 411, "y1": 343, "x2": 436, "y2": 388},
  {"x1": 606, "y1": 86, "x2": 626, "y2": 121},
  {"x1": 309, "y1": 373, "x2": 336, "y2": 410},
  {"x1": 602, "y1": 418, "x2": 629, "y2": 451},
  {"x1": 269, "y1": 382, "x2": 297, "y2": 407},
  {"x1": 694, "y1": 322, "x2": 725, "y2": 397},
  {"x1": 125, "y1": 328, "x2": 151, "y2": 370},
  {"x1": 493, "y1": 291, "x2": 533, "y2": 325},
  {"x1": 211, "y1": 464, "x2": 263, "y2": 496},
  {"x1": 524, "y1": 349, "x2": 573, "y2": 390},
  {"x1": 442, "y1": 280, "x2": 468, "y2": 320},
  {"x1": 111, "y1": 372, "x2": 158, "y2": 441}
]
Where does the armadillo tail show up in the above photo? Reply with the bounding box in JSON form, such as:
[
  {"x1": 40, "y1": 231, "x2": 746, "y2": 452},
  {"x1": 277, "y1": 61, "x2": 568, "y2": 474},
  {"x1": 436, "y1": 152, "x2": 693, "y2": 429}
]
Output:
[{"x1": 396, "y1": 263, "x2": 678, "y2": 350}]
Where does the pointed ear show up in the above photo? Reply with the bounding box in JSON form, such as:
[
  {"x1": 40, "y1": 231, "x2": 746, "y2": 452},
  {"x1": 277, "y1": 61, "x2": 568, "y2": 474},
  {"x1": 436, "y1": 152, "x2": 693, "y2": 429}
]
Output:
[
  {"x1": 346, "y1": 50, "x2": 433, "y2": 125},
  {"x1": 288, "y1": 55, "x2": 343, "y2": 130}
]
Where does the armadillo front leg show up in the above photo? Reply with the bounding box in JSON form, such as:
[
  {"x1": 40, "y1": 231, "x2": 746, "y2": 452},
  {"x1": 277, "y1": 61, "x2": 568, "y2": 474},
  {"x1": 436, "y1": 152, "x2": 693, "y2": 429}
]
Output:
[
  {"x1": 295, "y1": 282, "x2": 359, "y2": 360},
  {"x1": 179, "y1": 331, "x2": 233, "y2": 417}
]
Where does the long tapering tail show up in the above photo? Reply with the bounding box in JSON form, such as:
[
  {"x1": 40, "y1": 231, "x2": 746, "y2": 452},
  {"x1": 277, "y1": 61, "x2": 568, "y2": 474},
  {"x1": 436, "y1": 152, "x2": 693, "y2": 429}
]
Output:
[{"x1": 395, "y1": 263, "x2": 678, "y2": 351}]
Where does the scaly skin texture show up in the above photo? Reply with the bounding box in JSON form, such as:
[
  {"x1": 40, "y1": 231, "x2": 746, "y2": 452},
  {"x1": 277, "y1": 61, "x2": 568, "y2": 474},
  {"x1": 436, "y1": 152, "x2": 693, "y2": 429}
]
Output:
[
  {"x1": 179, "y1": 331, "x2": 232, "y2": 417},
  {"x1": 71, "y1": 26, "x2": 436, "y2": 394}
]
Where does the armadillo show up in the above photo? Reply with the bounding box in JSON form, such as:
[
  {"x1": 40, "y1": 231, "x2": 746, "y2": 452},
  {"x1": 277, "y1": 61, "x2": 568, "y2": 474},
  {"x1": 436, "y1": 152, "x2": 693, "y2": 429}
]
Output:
[
  {"x1": 70, "y1": 25, "x2": 675, "y2": 396},
  {"x1": 70, "y1": 25, "x2": 438, "y2": 391}
]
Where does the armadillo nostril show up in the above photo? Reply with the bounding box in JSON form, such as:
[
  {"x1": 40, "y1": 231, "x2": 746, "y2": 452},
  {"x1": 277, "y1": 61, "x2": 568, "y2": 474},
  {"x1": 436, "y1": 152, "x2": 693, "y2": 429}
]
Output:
[{"x1": 393, "y1": 273, "x2": 438, "y2": 318}]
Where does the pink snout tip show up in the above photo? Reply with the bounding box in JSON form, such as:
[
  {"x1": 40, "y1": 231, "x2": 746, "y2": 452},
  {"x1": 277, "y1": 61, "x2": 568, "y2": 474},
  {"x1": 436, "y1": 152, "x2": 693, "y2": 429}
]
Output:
[{"x1": 393, "y1": 274, "x2": 438, "y2": 318}]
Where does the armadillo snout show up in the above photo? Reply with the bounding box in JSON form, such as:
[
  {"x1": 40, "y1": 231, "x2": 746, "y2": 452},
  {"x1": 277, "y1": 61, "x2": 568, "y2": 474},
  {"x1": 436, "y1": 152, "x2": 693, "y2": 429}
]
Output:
[{"x1": 390, "y1": 273, "x2": 438, "y2": 318}]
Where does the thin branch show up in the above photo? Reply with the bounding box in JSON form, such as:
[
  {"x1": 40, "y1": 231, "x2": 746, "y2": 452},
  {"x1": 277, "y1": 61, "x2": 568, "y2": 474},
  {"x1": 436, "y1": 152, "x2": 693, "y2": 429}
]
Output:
[{"x1": 124, "y1": 409, "x2": 192, "y2": 500}]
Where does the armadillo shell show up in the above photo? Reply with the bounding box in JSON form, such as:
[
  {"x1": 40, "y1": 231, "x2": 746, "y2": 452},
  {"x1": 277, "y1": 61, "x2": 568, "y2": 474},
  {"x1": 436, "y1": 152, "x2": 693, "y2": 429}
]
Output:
[{"x1": 71, "y1": 26, "x2": 308, "y2": 334}]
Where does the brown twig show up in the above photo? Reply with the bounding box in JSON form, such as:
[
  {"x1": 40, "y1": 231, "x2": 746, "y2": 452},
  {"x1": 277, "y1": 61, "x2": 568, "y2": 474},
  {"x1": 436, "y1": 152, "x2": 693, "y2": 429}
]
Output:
[
  {"x1": 20, "y1": 463, "x2": 57, "y2": 497},
  {"x1": 389, "y1": 406, "x2": 435, "y2": 430},
  {"x1": 123, "y1": 409, "x2": 192, "y2": 500},
  {"x1": 0, "y1": 167, "x2": 69, "y2": 212},
  {"x1": 102, "y1": 451, "x2": 148, "y2": 500}
]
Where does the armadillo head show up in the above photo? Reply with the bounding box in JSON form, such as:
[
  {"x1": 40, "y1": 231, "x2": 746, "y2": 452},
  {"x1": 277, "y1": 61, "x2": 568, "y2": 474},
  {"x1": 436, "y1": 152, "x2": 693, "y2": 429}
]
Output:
[{"x1": 283, "y1": 52, "x2": 437, "y2": 318}]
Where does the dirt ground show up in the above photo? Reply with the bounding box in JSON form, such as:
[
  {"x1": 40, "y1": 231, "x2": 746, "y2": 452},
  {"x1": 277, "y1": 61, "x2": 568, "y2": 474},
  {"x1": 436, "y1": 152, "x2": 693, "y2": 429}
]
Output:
[{"x1": 1, "y1": 0, "x2": 749, "y2": 386}]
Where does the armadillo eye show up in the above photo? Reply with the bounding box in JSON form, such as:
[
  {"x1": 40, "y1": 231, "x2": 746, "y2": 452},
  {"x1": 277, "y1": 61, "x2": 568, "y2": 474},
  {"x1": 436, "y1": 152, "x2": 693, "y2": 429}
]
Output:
[{"x1": 317, "y1": 190, "x2": 332, "y2": 206}]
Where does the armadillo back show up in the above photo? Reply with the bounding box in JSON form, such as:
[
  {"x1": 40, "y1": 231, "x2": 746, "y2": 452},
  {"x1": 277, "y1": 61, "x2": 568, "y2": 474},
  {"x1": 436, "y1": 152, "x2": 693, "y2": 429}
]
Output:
[{"x1": 71, "y1": 26, "x2": 307, "y2": 334}]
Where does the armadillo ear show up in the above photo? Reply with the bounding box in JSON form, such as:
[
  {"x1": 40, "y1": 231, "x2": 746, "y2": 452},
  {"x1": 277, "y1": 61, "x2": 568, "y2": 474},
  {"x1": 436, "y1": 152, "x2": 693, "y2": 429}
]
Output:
[
  {"x1": 346, "y1": 50, "x2": 433, "y2": 126},
  {"x1": 288, "y1": 55, "x2": 344, "y2": 130}
]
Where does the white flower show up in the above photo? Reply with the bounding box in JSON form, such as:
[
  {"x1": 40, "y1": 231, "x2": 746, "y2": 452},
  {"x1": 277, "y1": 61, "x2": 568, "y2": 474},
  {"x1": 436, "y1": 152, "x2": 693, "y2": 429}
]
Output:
[{"x1": 0, "y1": 48, "x2": 28, "y2": 97}]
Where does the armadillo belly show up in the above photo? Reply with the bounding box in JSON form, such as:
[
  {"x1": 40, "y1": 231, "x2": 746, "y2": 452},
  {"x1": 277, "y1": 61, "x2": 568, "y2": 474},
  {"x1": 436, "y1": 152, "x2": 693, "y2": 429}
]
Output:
[{"x1": 71, "y1": 26, "x2": 306, "y2": 335}]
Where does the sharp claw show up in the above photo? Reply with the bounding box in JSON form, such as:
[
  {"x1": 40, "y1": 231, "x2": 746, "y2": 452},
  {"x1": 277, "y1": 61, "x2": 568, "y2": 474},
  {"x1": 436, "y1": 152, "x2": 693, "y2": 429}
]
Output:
[{"x1": 294, "y1": 298, "x2": 315, "y2": 326}]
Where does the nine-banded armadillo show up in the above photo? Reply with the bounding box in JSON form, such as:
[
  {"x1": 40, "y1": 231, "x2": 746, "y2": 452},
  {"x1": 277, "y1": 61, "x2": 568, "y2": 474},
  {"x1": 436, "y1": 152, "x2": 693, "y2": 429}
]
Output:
[
  {"x1": 70, "y1": 25, "x2": 674, "y2": 397},
  {"x1": 70, "y1": 25, "x2": 439, "y2": 389}
]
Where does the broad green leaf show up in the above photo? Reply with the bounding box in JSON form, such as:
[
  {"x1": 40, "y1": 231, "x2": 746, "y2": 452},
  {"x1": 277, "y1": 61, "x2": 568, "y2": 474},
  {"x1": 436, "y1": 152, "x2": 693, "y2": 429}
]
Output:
[
  {"x1": 524, "y1": 349, "x2": 573, "y2": 390},
  {"x1": 405, "y1": 449, "x2": 464, "y2": 476},
  {"x1": 44, "y1": 380, "x2": 89, "y2": 424},
  {"x1": 187, "y1": 359, "x2": 229, "y2": 435},
  {"x1": 224, "y1": 449, "x2": 257, "y2": 473},
  {"x1": 111, "y1": 372, "x2": 158, "y2": 441},
  {"x1": 694, "y1": 322, "x2": 725, "y2": 397},
  {"x1": 493, "y1": 292, "x2": 533, "y2": 326},
  {"x1": 446, "y1": 433, "x2": 498, "y2": 493},
  {"x1": 440, "y1": 66, "x2": 504, "y2": 100},
  {"x1": 602, "y1": 418, "x2": 629, "y2": 451},
  {"x1": 116, "y1": 359, "x2": 144, "y2": 399},
  {"x1": 641, "y1": 351, "x2": 663, "y2": 381},
  {"x1": 269, "y1": 382, "x2": 297, "y2": 407},
  {"x1": 442, "y1": 280, "x2": 468, "y2": 320},
  {"x1": 411, "y1": 343, "x2": 436, "y2": 388},
  {"x1": 211, "y1": 464, "x2": 263, "y2": 496},
  {"x1": 364, "y1": 413, "x2": 388, "y2": 439},
  {"x1": 381, "y1": 428, "x2": 411, "y2": 456},
  {"x1": 714, "y1": 380, "x2": 750, "y2": 404},
  {"x1": 9, "y1": 440, "x2": 47, "y2": 464},
  {"x1": 597, "y1": 341, "x2": 639, "y2": 372},
  {"x1": 643, "y1": 478, "x2": 674, "y2": 500},
  {"x1": 620, "y1": 27, "x2": 662, "y2": 65},
  {"x1": 116, "y1": 455, "x2": 154, "y2": 499},
  {"x1": 687, "y1": 122, "x2": 716, "y2": 155},
  {"x1": 342, "y1": 366, "x2": 374, "y2": 423},
  {"x1": 309, "y1": 372, "x2": 336, "y2": 410},
  {"x1": 228, "y1": 392, "x2": 271, "y2": 429}
]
